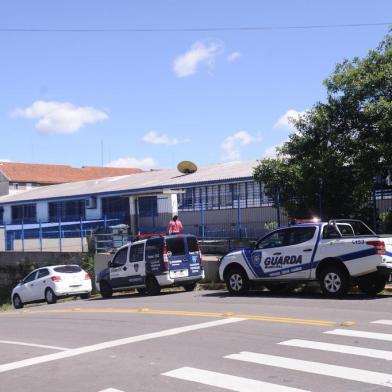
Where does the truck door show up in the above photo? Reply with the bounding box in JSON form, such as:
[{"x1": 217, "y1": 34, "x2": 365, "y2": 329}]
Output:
[
  {"x1": 109, "y1": 247, "x2": 130, "y2": 288},
  {"x1": 127, "y1": 242, "x2": 146, "y2": 286},
  {"x1": 252, "y1": 226, "x2": 317, "y2": 280}
]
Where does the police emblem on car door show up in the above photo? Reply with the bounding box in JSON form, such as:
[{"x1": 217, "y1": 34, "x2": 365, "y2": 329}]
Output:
[{"x1": 253, "y1": 227, "x2": 316, "y2": 279}]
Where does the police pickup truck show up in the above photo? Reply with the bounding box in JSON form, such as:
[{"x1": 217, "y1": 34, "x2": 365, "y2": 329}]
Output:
[{"x1": 219, "y1": 219, "x2": 392, "y2": 297}]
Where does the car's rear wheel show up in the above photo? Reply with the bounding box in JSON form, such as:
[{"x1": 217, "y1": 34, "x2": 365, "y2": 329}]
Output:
[
  {"x1": 80, "y1": 292, "x2": 91, "y2": 300},
  {"x1": 183, "y1": 282, "x2": 197, "y2": 292},
  {"x1": 225, "y1": 267, "x2": 249, "y2": 295},
  {"x1": 358, "y1": 274, "x2": 387, "y2": 296},
  {"x1": 145, "y1": 275, "x2": 161, "y2": 296},
  {"x1": 13, "y1": 294, "x2": 23, "y2": 309},
  {"x1": 319, "y1": 265, "x2": 349, "y2": 298},
  {"x1": 99, "y1": 281, "x2": 113, "y2": 299},
  {"x1": 45, "y1": 288, "x2": 57, "y2": 304}
]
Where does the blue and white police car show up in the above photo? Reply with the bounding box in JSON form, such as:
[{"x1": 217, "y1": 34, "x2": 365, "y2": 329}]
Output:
[
  {"x1": 219, "y1": 219, "x2": 392, "y2": 297},
  {"x1": 96, "y1": 234, "x2": 204, "y2": 297}
]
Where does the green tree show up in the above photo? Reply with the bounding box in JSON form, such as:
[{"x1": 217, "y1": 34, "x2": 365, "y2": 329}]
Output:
[{"x1": 254, "y1": 32, "x2": 392, "y2": 223}]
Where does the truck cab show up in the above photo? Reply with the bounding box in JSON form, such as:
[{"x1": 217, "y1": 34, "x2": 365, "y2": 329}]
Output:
[{"x1": 219, "y1": 220, "x2": 392, "y2": 297}]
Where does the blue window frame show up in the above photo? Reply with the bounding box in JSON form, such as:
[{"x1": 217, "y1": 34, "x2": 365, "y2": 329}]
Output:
[
  {"x1": 48, "y1": 200, "x2": 85, "y2": 222},
  {"x1": 11, "y1": 204, "x2": 37, "y2": 224},
  {"x1": 101, "y1": 196, "x2": 130, "y2": 223},
  {"x1": 138, "y1": 196, "x2": 158, "y2": 217}
]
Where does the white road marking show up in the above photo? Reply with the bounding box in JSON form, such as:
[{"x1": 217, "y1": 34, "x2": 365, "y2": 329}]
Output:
[
  {"x1": 325, "y1": 329, "x2": 392, "y2": 342},
  {"x1": 279, "y1": 339, "x2": 392, "y2": 360},
  {"x1": 163, "y1": 367, "x2": 310, "y2": 392},
  {"x1": 372, "y1": 320, "x2": 392, "y2": 326},
  {"x1": 0, "y1": 318, "x2": 243, "y2": 374},
  {"x1": 226, "y1": 352, "x2": 392, "y2": 387},
  {"x1": 0, "y1": 340, "x2": 69, "y2": 351},
  {"x1": 98, "y1": 389, "x2": 125, "y2": 392}
]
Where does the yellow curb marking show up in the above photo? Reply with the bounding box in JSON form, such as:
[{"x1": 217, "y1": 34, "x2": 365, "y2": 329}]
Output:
[
  {"x1": 340, "y1": 320, "x2": 355, "y2": 326},
  {"x1": 3, "y1": 307, "x2": 344, "y2": 327}
]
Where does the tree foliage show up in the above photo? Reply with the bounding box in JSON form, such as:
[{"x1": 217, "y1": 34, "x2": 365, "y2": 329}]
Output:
[{"x1": 254, "y1": 32, "x2": 392, "y2": 222}]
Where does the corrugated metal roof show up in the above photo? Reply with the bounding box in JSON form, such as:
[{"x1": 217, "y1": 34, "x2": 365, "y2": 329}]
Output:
[{"x1": 0, "y1": 160, "x2": 257, "y2": 204}]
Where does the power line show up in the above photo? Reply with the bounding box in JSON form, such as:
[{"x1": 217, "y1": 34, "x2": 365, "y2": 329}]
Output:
[{"x1": 0, "y1": 22, "x2": 391, "y2": 33}]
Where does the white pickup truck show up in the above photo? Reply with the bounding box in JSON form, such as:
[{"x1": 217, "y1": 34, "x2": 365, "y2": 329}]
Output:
[{"x1": 218, "y1": 219, "x2": 392, "y2": 297}]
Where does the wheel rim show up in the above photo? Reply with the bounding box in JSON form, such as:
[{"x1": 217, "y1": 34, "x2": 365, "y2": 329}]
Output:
[
  {"x1": 46, "y1": 290, "x2": 53, "y2": 302},
  {"x1": 229, "y1": 273, "x2": 243, "y2": 291},
  {"x1": 324, "y1": 272, "x2": 341, "y2": 293}
]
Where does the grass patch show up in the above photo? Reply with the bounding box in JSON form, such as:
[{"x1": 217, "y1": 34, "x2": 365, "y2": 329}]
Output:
[{"x1": 0, "y1": 301, "x2": 12, "y2": 311}]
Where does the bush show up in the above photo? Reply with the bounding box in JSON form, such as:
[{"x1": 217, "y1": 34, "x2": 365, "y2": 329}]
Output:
[{"x1": 380, "y1": 211, "x2": 392, "y2": 234}]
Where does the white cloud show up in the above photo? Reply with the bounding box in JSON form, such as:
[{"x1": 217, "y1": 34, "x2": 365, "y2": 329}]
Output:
[
  {"x1": 227, "y1": 52, "x2": 242, "y2": 62},
  {"x1": 142, "y1": 131, "x2": 190, "y2": 145},
  {"x1": 221, "y1": 131, "x2": 262, "y2": 161},
  {"x1": 274, "y1": 109, "x2": 305, "y2": 131},
  {"x1": 173, "y1": 39, "x2": 224, "y2": 78},
  {"x1": 12, "y1": 100, "x2": 108, "y2": 134},
  {"x1": 263, "y1": 145, "x2": 281, "y2": 159},
  {"x1": 106, "y1": 157, "x2": 157, "y2": 169},
  {"x1": 0, "y1": 159, "x2": 12, "y2": 162}
]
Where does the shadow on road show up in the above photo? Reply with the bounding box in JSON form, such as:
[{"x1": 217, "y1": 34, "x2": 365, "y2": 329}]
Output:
[{"x1": 199, "y1": 289, "x2": 392, "y2": 301}]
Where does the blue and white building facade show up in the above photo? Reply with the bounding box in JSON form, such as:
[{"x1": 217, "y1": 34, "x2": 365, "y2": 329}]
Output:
[{"x1": 0, "y1": 161, "x2": 283, "y2": 250}]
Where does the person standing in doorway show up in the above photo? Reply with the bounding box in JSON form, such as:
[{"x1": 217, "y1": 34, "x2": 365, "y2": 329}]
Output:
[{"x1": 168, "y1": 215, "x2": 183, "y2": 235}]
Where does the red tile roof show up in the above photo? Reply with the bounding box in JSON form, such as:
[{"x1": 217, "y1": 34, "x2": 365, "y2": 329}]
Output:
[{"x1": 0, "y1": 162, "x2": 143, "y2": 184}]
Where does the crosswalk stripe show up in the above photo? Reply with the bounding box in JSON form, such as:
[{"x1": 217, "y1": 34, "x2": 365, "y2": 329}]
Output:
[
  {"x1": 226, "y1": 352, "x2": 392, "y2": 387},
  {"x1": 98, "y1": 389, "x2": 125, "y2": 392},
  {"x1": 372, "y1": 320, "x2": 392, "y2": 326},
  {"x1": 325, "y1": 329, "x2": 392, "y2": 341},
  {"x1": 279, "y1": 339, "x2": 392, "y2": 360},
  {"x1": 163, "y1": 367, "x2": 310, "y2": 392}
]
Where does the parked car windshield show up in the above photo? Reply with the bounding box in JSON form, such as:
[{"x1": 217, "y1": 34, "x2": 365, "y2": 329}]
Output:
[{"x1": 53, "y1": 265, "x2": 82, "y2": 273}]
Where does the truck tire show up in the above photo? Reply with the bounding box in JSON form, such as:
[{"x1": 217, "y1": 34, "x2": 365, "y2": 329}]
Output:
[
  {"x1": 225, "y1": 267, "x2": 249, "y2": 295},
  {"x1": 100, "y1": 281, "x2": 113, "y2": 299},
  {"x1": 319, "y1": 265, "x2": 349, "y2": 298},
  {"x1": 145, "y1": 275, "x2": 161, "y2": 296},
  {"x1": 358, "y1": 274, "x2": 387, "y2": 296}
]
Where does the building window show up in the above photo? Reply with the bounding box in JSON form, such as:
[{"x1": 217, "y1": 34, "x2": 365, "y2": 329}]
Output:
[
  {"x1": 48, "y1": 200, "x2": 85, "y2": 222},
  {"x1": 247, "y1": 182, "x2": 262, "y2": 207},
  {"x1": 176, "y1": 181, "x2": 269, "y2": 212},
  {"x1": 138, "y1": 196, "x2": 158, "y2": 217},
  {"x1": 101, "y1": 196, "x2": 130, "y2": 223},
  {"x1": 11, "y1": 204, "x2": 37, "y2": 224},
  {"x1": 220, "y1": 184, "x2": 233, "y2": 208}
]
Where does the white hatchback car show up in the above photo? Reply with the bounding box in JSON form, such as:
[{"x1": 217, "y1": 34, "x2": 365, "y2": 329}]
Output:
[{"x1": 12, "y1": 265, "x2": 92, "y2": 309}]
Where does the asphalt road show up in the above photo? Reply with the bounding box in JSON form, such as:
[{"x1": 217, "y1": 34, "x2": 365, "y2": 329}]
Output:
[{"x1": 1, "y1": 289, "x2": 392, "y2": 392}]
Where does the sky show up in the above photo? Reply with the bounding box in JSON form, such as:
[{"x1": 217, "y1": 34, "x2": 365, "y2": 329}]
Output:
[{"x1": 0, "y1": 1, "x2": 391, "y2": 170}]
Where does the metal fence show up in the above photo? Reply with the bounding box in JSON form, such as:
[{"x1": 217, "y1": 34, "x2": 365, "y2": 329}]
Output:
[{"x1": 2, "y1": 185, "x2": 392, "y2": 253}]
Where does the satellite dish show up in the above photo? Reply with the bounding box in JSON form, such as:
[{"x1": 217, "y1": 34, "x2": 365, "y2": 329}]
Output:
[{"x1": 177, "y1": 161, "x2": 197, "y2": 174}]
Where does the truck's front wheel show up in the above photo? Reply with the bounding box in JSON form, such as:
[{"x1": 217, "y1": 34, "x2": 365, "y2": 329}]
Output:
[
  {"x1": 225, "y1": 267, "x2": 249, "y2": 295},
  {"x1": 358, "y1": 274, "x2": 387, "y2": 296},
  {"x1": 319, "y1": 265, "x2": 349, "y2": 298}
]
